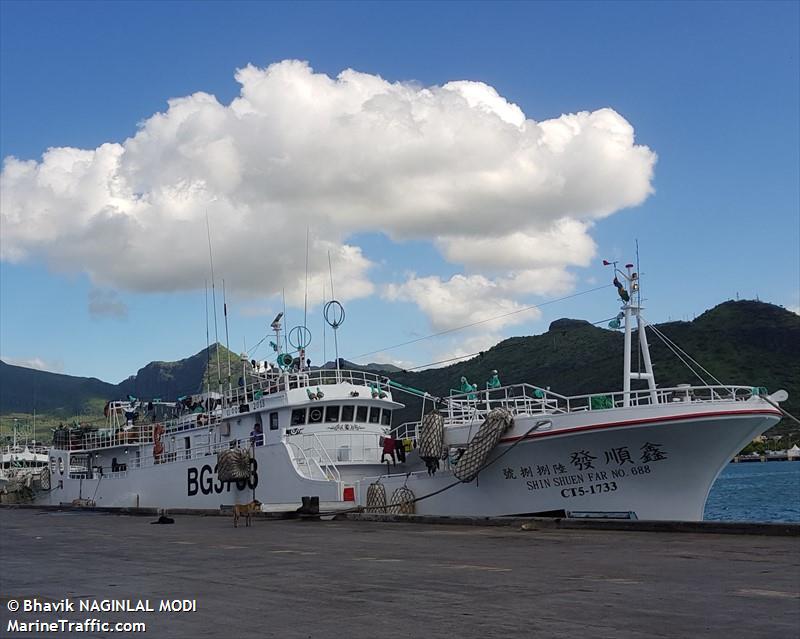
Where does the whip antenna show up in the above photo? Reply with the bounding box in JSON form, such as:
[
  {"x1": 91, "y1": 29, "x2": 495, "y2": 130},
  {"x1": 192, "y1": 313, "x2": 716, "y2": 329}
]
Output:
[
  {"x1": 223, "y1": 279, "x2": 232, "y2": 394},
  {"x1": 205, "y1": 209, "x2": 222, "y2": 393},
  {"x1": 325, "y1": 250, "x2": 345, "y2": 379}
]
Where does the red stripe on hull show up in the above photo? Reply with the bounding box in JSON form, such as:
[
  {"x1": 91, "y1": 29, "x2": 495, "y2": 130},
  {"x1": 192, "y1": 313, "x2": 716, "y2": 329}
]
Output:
[{"x1": 499, "y1": 408, "x2": 782, "y2": 444}]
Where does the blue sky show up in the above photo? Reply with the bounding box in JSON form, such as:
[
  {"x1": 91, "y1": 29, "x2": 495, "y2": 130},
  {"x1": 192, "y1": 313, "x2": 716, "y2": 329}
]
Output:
[{"x1": 1, "y1": 1, "x2": 798, "y2": 386}]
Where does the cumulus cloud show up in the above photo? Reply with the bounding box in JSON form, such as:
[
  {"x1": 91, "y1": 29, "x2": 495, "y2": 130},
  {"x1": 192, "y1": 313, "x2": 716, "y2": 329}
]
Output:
[
  {"x1": 88, "y1": 288, "x2": 128, "y2": 320},
  {"x1": 0, "y1": 59, "x2": 655, "y2": 324},
  {"x1": 385, "y1": 273, "x2": 543, "y2": 332}
]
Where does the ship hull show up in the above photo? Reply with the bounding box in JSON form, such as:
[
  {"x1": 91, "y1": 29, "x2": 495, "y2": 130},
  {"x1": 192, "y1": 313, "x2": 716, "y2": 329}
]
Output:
[
  {"x1": 36, "y1": 404, "x2": 780, "y2": 521},
  {"x1": 37, "y1": 442, "x2": 343, "y2": 509},
  {"x1": 366, "y1": 406, "x2": 780, "y2": 521}
]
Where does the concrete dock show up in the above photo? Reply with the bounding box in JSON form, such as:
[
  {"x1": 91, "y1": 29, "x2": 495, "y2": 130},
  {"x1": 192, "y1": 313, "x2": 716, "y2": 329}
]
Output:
[{"x1": 1, "y1": 509, "x2": 798, "y2": 638}]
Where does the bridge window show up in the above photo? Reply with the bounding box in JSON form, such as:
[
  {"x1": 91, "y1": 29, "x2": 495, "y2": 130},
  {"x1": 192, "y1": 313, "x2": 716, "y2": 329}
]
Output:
[
  {"x1": 270, "y1": 412, "x2": 280, "y2": 430},
  {"x1": 325, "y1": 405, "x2": 340, "y2": 422},
  {"x1": 355, "y1": 406, "x2": 368, "y2": 422},
  {"x1": 341, "y1": 405, "x2": 354, "y2": 421},
  {"x1": 368, "y1": 407, "x2": 380, "y2": 423},
  {"x1": 309, "y1": 407, "x2": 323, "y2": 424},
  {"x1": 381, "y1": 410, "x2": 392, "y2": 426},
  {"x1": 291, "y1": 408, "x2": 307, "y2": 426}
]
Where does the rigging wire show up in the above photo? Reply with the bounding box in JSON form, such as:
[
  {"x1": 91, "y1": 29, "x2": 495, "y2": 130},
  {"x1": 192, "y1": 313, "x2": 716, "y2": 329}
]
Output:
[
  {"x1": 243, "y1": 287, "x2": 615, "y2": 370},
  {"x1": 644, "y1": 319, "x2": 725, "y2": 386},
  {"x1": 372, "y1": 315, "x2": 622, "y2": 372},
  {"x1": 355, "y1": 284, "x2": 613, "y2": 360},
  {"x1": 645, "y1": 325, "x2": 708, "y2": 386}
]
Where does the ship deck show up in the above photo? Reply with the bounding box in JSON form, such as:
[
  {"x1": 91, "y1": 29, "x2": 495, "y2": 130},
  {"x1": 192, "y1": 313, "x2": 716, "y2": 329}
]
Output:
[{"x1": 0, "y1": 509, "x2": 797, "y2": 638}]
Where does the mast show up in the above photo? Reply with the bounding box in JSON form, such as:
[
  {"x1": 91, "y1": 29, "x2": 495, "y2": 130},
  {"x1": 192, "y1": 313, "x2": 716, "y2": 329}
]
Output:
[{"x1": 619, "y1": 262, "x2": 657, "y2": 407}]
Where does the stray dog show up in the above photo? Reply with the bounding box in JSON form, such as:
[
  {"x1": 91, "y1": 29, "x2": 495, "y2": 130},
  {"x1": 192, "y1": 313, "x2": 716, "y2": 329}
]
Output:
[{"x1": 233, "y1": 500, "x2": 262, "y2": 528}]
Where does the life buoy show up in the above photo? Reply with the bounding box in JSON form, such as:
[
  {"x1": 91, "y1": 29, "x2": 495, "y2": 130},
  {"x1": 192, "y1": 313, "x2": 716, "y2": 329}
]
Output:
[{"x1": 153, "y1": 423, "x2": 165, "y2": 462}]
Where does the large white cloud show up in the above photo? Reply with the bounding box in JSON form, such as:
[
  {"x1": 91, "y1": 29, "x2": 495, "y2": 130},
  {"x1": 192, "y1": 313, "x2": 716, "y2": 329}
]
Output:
[
  {"x1": 0, "y1": 59, "x2": 655, "y2": 322},
  {"x1": 385, "y1": 273, "x2": 544, "y2": 332}
]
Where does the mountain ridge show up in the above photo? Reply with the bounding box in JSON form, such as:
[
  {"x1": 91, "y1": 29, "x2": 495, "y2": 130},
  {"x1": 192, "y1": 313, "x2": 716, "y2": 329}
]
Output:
[{"x1": 2, "y1": 300, "x2": 797, "y2": 437}]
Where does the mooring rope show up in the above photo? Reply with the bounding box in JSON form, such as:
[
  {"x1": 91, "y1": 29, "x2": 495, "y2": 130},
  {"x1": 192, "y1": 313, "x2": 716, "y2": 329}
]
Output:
[
  {"x1": 318, "y1": 418, "x2": 550, "y2": 516},
  {"x1": 761, "y1": 395, "x2": 800, "y2": 426}
]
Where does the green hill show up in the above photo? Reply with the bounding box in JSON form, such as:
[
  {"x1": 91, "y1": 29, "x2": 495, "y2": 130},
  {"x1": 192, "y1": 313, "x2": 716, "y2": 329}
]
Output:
[
  {"x1": 384, "y1": 301, "x2": 800, "y2": 436},
  {"x1": 0, "y1": 344, "x2": 244, "y2": 435},
  {"x1": 116, "y1": 343, "x2": 244, "y2": 399},
  {"x1": 0, "y1": 360, "x2": 118, "y2": 417}
]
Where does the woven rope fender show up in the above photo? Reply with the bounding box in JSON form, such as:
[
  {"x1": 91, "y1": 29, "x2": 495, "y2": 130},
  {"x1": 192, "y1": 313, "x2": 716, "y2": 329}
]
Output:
[
  {"x1": 388, "y1": 486, "x2": 415, "y2": 514},
  {"x1": 366, "y1": 481, "x2": 387, "y2": 513},
  {"x1": 39, "y1": 467, "x2": 51, "y2": 491},
  {"x1": 216, "y1": 448, "x2": 252, "y2": 482},
  {"x1": 417, "y1": 410, "x2": 445, "y2": 475},
  {"x1": 453, "y1": 407, "x2": 514, "y2": 482}
]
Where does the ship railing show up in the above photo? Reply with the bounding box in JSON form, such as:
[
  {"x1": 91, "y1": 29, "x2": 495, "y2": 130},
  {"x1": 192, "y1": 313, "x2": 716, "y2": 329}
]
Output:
[
  {"x1": 163, "y1": 412, "x2": 222, "y2": 436},
  {"x1": 309, "y1": 433, "x2": 341, "y2": 482},
  {"x1": 68, "y1": 437, "x2": 255, "y2": 478},
  {"x1": 52, "y1": 411, "x2": 222, "y2": 453},
  {"x1": 225, "y1": 369, "x2": 392, "y2": 407},
  {"x1": 294, "y1": 432, "x2": 383, "y2": 466},
  {"x1": 445, "y1": 383, "x2": 567, "y2": 425},
  {"x1": 392, "y1": 422, "x2": 419, "y2": 441},
  {"x1": 393, "y1": 384, "x2": 765, "y2": 439},
  {"x1": 53, "y1": 424, "x2": 157, "y2": 452},
  {"x1": 562, "y1": 384, "x2": 762, "y2": 412},
  {"x1": 285, "y1": 441, "x2": 331, "y2": 481}
]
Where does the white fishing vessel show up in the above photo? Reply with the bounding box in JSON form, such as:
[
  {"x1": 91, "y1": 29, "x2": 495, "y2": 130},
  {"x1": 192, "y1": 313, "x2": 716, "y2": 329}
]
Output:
[{"x1": 34, "y1": 264, "x2": 787, "y2": 520}]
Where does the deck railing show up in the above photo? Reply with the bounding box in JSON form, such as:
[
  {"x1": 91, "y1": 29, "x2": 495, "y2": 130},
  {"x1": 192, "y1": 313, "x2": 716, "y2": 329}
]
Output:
[
  {"x1": 292, "y1": 432, "x2": 382, "y2": 467},
  {"x1": 226, "y1": 369, "x2": 392, "y2": 408},
  {"x1": 393, "y1": 383, "x2": 764, "y2": 441},
  {"x1": 67, "y1": 437, "x2": 254, "y2": 479},
  {"x1": 52, "y1": 411, "x2": 224, "y2": 453}
]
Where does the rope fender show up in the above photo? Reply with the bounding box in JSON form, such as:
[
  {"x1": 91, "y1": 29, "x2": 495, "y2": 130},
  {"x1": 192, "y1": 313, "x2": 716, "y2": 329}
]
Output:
[
  {"x1": 388, "y1": 486, "x2": 415, "y2": 514},
  {"x1": 217, "y1": 448, "x2": 252, "y2": 482},
  {"x1": 453, "y1": 407, "x2": 514, "y2": 482},
  {"x1": 417, "y1": 410, "x2": 445, "y2": 476},
  {"x1": 365, "y1": 481, "x2": 387, "y2": 513}
]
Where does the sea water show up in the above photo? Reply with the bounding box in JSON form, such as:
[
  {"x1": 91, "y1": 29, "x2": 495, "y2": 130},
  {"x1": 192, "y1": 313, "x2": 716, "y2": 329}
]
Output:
[{"x1": 704, "y1": 461, "x2": 800, "y2": 522}]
